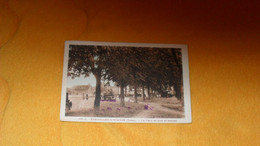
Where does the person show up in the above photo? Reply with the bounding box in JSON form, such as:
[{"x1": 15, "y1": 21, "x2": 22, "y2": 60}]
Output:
[{"x1": 66, "y1": 93, "x2": 72, "y2": 110}]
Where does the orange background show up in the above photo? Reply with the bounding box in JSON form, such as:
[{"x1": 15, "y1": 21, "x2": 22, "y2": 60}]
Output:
[{"x1": 0, "y1": 0, "x2": 259, "y2": 145}]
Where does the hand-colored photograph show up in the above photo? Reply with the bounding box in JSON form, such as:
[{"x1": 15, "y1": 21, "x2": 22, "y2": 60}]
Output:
[{"x1": 60, "y1": 41, "x2": 191, "y2": 123}]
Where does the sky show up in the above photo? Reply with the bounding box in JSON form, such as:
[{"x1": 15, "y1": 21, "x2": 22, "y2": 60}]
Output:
[
  {"x1": 67, "y1": 73, "x2": 96, "y2": 88},
  {"x1": 66, "y1": 73, "x2": 115, "y2": 88}
]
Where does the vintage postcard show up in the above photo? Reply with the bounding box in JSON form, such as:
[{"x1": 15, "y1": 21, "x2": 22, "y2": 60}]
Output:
[{"x1": 60, "y1": 41, "x2": 191, "y2": 123}]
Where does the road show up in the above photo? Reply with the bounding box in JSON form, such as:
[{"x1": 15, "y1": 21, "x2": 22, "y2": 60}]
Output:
[
  {"x1": 120, "y1": 96, "x2": 184, "y2": 118},
  {"x1": 132, "y1": 101, "x2": 184, "y2": 118}
]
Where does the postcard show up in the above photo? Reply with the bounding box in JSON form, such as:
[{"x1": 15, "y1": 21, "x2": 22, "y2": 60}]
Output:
[{"x1": 60, "y1": 41, "x2": 191, "y2": 123}]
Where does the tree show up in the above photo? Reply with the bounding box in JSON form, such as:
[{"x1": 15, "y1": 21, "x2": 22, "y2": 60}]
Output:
[
  {"x1": 126, "y1": 47, "x2": 147, "y2": 103},
  {"x1": 104, "y1": 47, "x2": 152, "y2": 104},
  {"x1": 153, "y1": 47, "x2": 183, "y2": 99},
  {"x1": 68, "y1": 44, "x2": 183, "y2": 111},
  {"x1": 136, "y1": 47, "x2": 183, "y2": 99},
  {"x1": 105, "y1": 46, "x2": 183, "y2": 100},
  {"x1": 103, "y1": 47, "x2": 132, "y2": 106},
  {"x1": 170, "y1": 48, "x2": 183, "y2": 99},
  {"x1": 68, "y1": 45, "x2": 109, "y2": 111}
]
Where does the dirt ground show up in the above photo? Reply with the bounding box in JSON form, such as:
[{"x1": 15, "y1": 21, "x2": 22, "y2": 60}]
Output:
[{"x1": 65, "y1": 95, "x2": 184, "y2": 118}]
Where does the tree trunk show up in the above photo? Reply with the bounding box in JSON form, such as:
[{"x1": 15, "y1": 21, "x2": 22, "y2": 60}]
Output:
[
  {"x1": 142, "y1": 84, "x2": 145, "y2": 101},
  {"x1": 125, "y1": 87, "x2": 127, "y2": 96},
  {"x1": 147, "y1": 85, "x2": 151, "y2": 99},
  {"x1": 171, "y1": 49, "x2": 183, "y2": 100},
  {"x1": 174, "y1": 83, "x2": 181, "y2": 100},
  {"x1": 134, "y1": 84, "x2": 138, "y2": 103},
  {"x1": 94, "y1": 71, "x2": 101, "y2": 111},
  {"x1": 120, "y1": 83, "x2": 125, "y2": 106},
  {"x1": 181, "y1": 79, "x2": 184, "y2": 101},
  {"x1": 151, "y1": 90, "x2": 154, "y2": 99}
]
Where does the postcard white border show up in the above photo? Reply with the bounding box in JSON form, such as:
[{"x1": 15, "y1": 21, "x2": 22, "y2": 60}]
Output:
[{"x1": 60, "y1": 41, "x2": 192, "y2": 123}]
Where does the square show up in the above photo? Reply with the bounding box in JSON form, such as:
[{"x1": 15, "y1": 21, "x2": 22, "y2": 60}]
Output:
[{"x1": 60, "y1": 41, "x2": 191, "y2": 123}]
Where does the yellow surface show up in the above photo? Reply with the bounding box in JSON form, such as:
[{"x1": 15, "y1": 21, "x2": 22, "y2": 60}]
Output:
[{"x1": 0, "y1": 0, "x2": 259, "y2": 145}]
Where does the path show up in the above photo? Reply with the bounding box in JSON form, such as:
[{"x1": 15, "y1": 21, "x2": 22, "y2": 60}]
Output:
[{"x1": 132, "y1": 98, "x2": 184, "y2": 118}]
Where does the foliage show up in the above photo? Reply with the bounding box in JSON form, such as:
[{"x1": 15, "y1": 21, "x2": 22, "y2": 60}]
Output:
[{"x1": 68, "y1": 44, "x2": 183, "y2": 110}]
